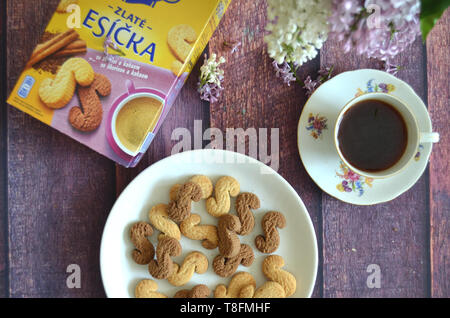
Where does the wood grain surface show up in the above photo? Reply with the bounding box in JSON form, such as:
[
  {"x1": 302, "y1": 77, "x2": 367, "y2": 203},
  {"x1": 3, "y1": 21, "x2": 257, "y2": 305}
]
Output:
[
  {"x1": 427, "y1": 9, "x2": 450, "y2": 298},
  {"x1": 5, "y1": 0, "x2": 114, "y2": 297},
  {"x1": 320, "y1": 38, "x2": 430, "y2": 298},
  {"x1": 0, "y1": 0, "x2": 8, "y2": 298},
  {"x1": 0, "y1": 0, "x2": 448, "y2": 298}
]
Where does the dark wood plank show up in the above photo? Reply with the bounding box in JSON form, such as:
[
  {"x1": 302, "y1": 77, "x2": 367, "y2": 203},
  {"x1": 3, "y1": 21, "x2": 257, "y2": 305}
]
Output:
[
  {"x1": 208, "y1": 0, "x2": 323, "y2": 297},
  {"x1": 427, "y1": 8, "x2": 450, "y2": 298},
  {"x1": 115, "y1": 50, "x2": 211, "y2": 196},
  {"x1": 6, "y1": 0, "x2": 115, "y2": 297},
  {"x1": 0, "y1": 0, "x2": 8, "y2": 298},
  {"x1": 320, "y1": 38, "x2": 429, "y2": 296}
]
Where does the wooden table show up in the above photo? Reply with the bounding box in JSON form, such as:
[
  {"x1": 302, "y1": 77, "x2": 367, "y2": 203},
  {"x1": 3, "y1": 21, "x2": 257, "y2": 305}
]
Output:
[{"x1": 0, "y1": 1, "x2": 448, "y2": 298}]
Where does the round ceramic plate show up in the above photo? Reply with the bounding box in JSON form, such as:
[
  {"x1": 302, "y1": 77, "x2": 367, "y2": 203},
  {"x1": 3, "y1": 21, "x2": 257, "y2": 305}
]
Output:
[
  {"x1": 100, "y1": 149, "x2": 318, "y2": 298},
  {"x1": 297, "y1": 69, "x2": 433, "y2": 205}
]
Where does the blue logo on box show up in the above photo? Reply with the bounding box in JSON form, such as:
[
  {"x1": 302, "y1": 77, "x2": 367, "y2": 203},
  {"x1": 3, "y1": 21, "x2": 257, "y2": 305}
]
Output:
[
  {"x1": 18, "y1": 75, "x2": 35, "y2": 99},
  {"x1": 122, "y1": 0, "x2": 181, "y2": 8}
]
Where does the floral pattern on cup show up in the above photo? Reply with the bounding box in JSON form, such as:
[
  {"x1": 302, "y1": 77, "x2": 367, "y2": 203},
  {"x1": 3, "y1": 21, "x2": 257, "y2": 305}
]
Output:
[
  {"x1": 415, "y1": 144, "x2": 424, "y2": 162},
  {"x1": 336, "y1": 162, "x2": 374, "y2": 196},
  {"x1": 356, "y1": 79, "x2": 396, "y2": 97},
  {"x1": 306, "y1": 113, "x2": 328, "y2": 139}
]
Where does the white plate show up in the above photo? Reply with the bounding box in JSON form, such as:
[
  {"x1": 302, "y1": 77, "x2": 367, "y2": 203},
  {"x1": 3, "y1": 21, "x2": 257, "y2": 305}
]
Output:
[
  {"x1": 297, "y1": 69, "x2": 433, "y2": 205},
  {"x1": 100, "y1": 149, "x2": 318, "y2": 298}
]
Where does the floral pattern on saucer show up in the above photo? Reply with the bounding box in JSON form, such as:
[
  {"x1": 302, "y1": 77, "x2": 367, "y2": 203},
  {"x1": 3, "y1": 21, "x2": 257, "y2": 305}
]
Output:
[
  {"x1": 306, "y1": 113, "x2": 328, "y2": 139},
  {"x1": 298, "y1": 69, "x2": 434, "y2": 205},
  {"x1": 336, "y1": 162, "x2": 374, "y2": 197},
  {"x1": 415, "y1": 144, "x2": 424, "y2": 161},
  {"x1": 356, "y1": 79, "x2": 396, "y2": 97}
]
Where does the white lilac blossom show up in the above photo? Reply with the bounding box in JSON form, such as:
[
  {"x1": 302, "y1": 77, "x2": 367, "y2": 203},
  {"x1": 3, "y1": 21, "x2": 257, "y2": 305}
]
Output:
[
  {"x1": 265, "y1": 0, "x2": 332, "y2": 66},
  {"x1": 328, "y1": 0, "x2": 421, "y2": 63},
  {"x1": 198, "y1": 54, "x2": 226, "y2": 102}
]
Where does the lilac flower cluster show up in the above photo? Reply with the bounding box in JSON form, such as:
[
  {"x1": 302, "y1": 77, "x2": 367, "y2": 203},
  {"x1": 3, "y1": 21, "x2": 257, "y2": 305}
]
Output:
[
  {"x1": 198, "y1": 54, "x2": 226, "y2": 103},
  {"x1": 198, "y1": 81, "x2": 224, "y2": 103},
  {"x1": 303, "y1": 66, "x2": 334, "y2": 97},
  {"x1": 272, "y1": 61, "x2": 297, "y2": 86},
  {"x1": 328, "y1": 0, "x2": 421, "y2": 64}
]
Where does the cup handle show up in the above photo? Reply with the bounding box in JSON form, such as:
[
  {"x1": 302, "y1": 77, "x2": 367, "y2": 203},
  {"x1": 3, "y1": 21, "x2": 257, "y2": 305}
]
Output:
[{"x1": 420, "y1": 132, "x2": 440, "y2": 143}]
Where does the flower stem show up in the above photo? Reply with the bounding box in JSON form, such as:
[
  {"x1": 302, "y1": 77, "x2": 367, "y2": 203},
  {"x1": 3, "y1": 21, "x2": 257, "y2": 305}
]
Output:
[{"x1": 288, "y1": 61, "x2": 303, "y2": 86}]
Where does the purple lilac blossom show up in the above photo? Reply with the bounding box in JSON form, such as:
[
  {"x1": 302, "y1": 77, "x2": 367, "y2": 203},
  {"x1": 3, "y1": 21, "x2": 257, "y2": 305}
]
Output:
[
  {"x1": 198, "y1": 79, "x2": 224, "y2": 103},
  {"x1": 272, "y1": 61, "x2": 297, "y2": 86},
  {"x1": 303, "y1": 66, "x2": 334, "y2": 96},
  {"x1": 328, "y1": 0, "x2": 421, "y2": 63},
  {"x1": 384, "y1": 61, "x2": 402, "y2": 75},
  {"x1": 303, "y1": 76, "x2": 321, "y2": 97}
]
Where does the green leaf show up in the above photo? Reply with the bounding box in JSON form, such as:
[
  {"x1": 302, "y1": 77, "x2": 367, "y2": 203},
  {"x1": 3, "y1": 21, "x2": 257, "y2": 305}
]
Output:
[{"x1": 420, "y1": 0, "x2": 450, "y2": 41}]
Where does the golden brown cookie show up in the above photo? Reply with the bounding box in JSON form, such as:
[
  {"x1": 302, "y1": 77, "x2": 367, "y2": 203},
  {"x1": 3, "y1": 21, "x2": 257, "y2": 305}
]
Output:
[
  {"x1": 253, "y1": 281, "x2": 286, "y2": 298},
  {"x1": 235, "y1": 192, "x2": 260, "y2": 235},
  {"x1": 255, "y1": 211, "x2": 286, "y2": 254},
  {"x1": 39, "y1": 57, "x2": 94, "y2": 109},
  {"x1": 214, "y1": 272, "x2": 256, "y2": 298},
  {"x1": 169, "y1": 184, "x2": 181, "y2": 202},
  {"x1": 148, "y1": 203, "x2": 181, "y2": 241},
  {"x1": 168, "y1": 182, "x2": 202, "y2": 223},
  {"x1": 135, "y1": 279, "x2": 168, "y2": 298},
  {"x1": 174, "y1": 284, "x2": 210, "y2": 298},
  {"x1": 69, "y1": 73, "x2": 111, "y2": 132},
  {"x1": 130, "y1": 222, "x2": 154, "y2": 265},
  {"x1": 180, "y1": 214, "x2": 218, "y2": 249},
  {"x1": 170, "y1": 175, "x2": 213, "y2": 201},
  {"x1": 238, "y1": 284, "x2": 256, "y2": 298},
  {"x1": 217, "y1": 214, "x2": 241, "y2": 258},
  {"x1": 262, "y1": 255, "x2": 296, "y2": 297},
  {"x1": 206, "y1": 177, "x2": 240, "y2": 217},
  {"x1": 167, "y1": 251, "x2": 208, "y2": 287},
  {"x1": 213, "y1": 244, "x2": 254, "y2": 278},
  {"x1": 148, "y1": 237, "x2": 182, "y2": 280},
  {"x1": 190, "y1": 175, "x2": 213, "y2": 199}
]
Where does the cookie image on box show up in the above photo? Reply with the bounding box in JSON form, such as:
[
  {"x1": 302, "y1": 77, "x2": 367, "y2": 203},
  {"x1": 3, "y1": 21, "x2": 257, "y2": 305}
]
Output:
[
  {"x1": 8, "y1": 0, "x2": 231, "y2": 168},
  {"x1": 39, "y1": 57, "x2": 94, "y2": 109},
  {"x1": 168, "y1": 24, "x2": 197, "y2": 76},
  {"x1": 69, "y1": 73, "x2": 111, "y2": 132}
]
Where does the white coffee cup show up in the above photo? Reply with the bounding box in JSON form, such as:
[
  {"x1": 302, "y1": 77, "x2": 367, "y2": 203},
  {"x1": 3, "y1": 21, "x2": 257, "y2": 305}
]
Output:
[
  {"x1": 111, "y1": 92, "x2": 165, "y2": 157},
  {"x1": 334, "y1": 93, "x2": 439, "y2": 179}
]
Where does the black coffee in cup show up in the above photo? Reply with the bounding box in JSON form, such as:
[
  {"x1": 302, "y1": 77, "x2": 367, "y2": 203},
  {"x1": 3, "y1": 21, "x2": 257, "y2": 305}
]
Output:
[{"x1": 337, "y1": 99, "x2": 408, "y2": 172}]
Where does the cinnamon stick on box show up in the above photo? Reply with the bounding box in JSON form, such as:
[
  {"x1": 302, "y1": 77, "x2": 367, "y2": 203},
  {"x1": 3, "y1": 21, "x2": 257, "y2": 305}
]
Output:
[
  {"x1": 26, "y1": 29, "x2": 79, "y2": 68},
  {"x1": 53, "y1": 40, "x2": 87, "y2": 58}
]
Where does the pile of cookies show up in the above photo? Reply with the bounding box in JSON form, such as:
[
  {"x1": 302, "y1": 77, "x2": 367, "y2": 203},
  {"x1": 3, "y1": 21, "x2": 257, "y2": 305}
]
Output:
[{"x1": 130, "y1": 175, "x2": 296, "y2": 298}]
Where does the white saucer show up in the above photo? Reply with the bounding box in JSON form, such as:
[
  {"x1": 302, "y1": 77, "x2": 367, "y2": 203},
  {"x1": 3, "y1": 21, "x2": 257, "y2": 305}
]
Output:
[
  {"x1": 100, "y1": 149, "x2": 318, "y2": 298},
  {"x1": 297, "y1": 69, "x2": 433, "y2": 205}
]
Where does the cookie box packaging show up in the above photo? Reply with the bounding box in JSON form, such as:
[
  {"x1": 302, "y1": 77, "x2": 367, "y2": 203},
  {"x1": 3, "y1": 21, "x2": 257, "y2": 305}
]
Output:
[{"x1": 8, "y1": 0, "x2": 230, "y2": 167}]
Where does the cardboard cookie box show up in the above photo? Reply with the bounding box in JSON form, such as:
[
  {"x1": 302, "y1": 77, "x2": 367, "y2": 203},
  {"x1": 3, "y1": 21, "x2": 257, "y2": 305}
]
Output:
[{"x1": 8, "y1": 0, "x2": 230, "y2": 167}]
